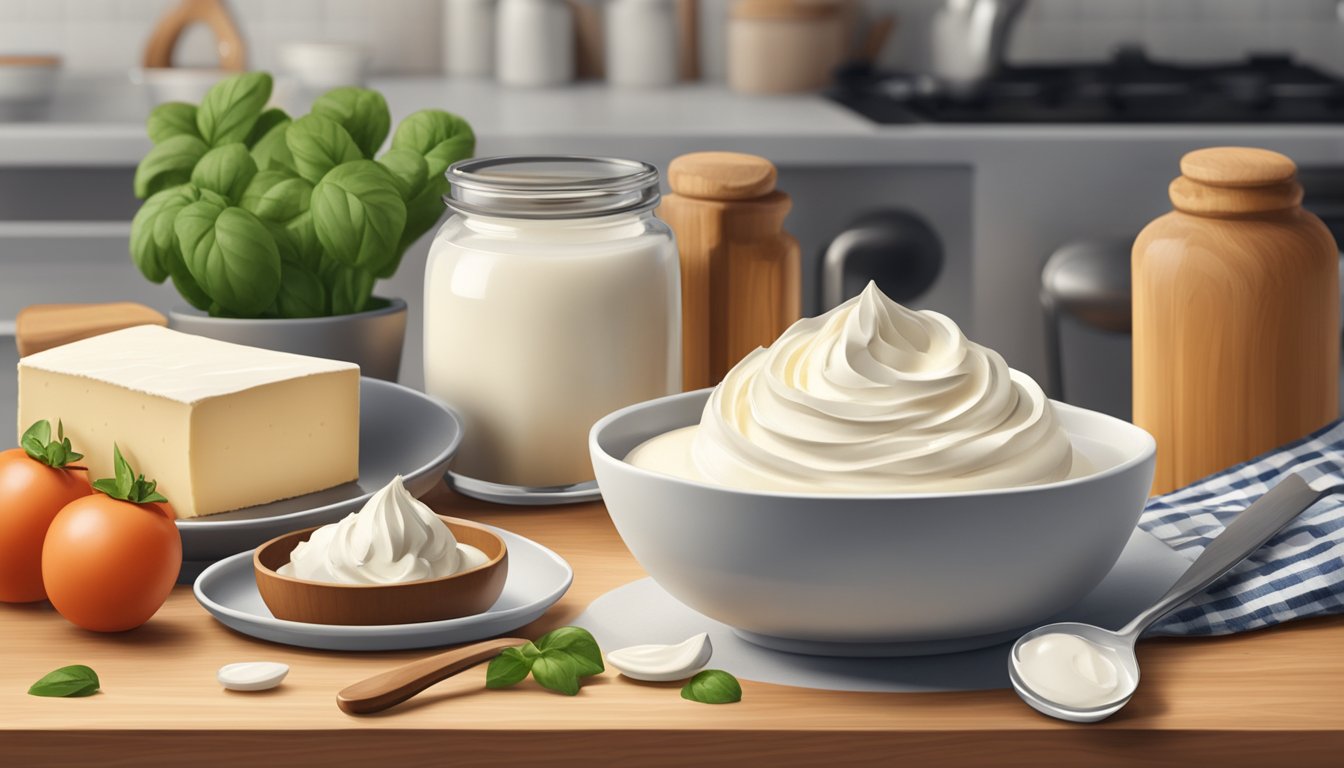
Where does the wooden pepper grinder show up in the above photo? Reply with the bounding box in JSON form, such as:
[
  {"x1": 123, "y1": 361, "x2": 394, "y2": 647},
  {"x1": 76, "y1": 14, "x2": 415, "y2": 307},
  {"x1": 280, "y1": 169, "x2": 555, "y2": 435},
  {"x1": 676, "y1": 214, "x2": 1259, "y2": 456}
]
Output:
[
  {"x1": 1133, "y1": 146, "x2": 1340, "y2": 494},
  {"x1": 658, "y1": 151, "x2": 801, "y2": 390}
]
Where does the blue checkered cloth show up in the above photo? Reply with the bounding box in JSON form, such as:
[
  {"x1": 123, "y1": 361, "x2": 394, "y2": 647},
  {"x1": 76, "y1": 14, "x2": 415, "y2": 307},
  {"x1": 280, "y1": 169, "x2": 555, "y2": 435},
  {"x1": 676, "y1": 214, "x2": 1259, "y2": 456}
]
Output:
[{"x1": 1139, "y1": 419, "x2": 1344, "y2": 636}]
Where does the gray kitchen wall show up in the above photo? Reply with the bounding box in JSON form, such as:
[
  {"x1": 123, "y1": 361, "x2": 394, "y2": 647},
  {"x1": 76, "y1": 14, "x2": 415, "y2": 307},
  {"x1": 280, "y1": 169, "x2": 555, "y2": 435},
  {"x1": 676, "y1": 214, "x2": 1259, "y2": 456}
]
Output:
[{"x1": 0, "y1": 0, "x2": 1339, "y2": 78}]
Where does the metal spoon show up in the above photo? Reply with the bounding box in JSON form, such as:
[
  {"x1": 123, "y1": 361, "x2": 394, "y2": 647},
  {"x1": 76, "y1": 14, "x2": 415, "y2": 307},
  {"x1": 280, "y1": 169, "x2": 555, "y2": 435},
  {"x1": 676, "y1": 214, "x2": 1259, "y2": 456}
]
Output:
[{"x1": 1009, "y1": 472, "x2": 1333, "y2": 723}]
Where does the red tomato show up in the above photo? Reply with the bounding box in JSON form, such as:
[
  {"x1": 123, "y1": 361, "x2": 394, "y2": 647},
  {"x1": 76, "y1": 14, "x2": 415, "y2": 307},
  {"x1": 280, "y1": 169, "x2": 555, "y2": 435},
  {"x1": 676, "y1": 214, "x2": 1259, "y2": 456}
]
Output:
[
  {"x1": 42, "y1": 495, "x2": 181, "y2": 632},
  {"x1": 0, "y1": 448, "x2": 90, "y2": 603}
]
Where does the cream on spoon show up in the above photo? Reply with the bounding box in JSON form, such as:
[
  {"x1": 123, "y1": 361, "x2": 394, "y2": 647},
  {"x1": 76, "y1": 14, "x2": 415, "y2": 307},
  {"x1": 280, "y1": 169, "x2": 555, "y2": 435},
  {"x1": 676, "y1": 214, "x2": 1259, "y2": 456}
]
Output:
[
  {"x1": 1010, "y1": 473, "x2": 1333, "y2": 723},
  {"x1": 606, "y1": 633, "x2": 713, "y2": 682}
]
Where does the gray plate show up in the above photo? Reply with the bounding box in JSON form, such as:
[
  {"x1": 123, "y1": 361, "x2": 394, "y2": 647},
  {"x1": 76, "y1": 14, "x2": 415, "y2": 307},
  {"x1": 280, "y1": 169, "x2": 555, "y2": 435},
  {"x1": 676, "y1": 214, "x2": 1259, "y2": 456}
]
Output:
[
  {"x1": 574, "y1": 528, "x2": 1189, "y2": 691},
  {"x1": 193, "y1": 525, "x2": 573, "y2": 651},
  {"x1": 176, "y1": 377, "x2": 462, "y2": 577}
]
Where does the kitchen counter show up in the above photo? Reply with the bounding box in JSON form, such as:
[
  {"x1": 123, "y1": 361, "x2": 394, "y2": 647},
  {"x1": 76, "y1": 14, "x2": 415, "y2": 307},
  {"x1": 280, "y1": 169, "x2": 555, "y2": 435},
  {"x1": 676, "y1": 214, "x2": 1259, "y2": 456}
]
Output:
[
  {"x1": 5, "y1": 75, "x2": 1344, "y2": 391},
  {"x1": 1, "y1": 484, "x2": 1341, "y2": 767}
]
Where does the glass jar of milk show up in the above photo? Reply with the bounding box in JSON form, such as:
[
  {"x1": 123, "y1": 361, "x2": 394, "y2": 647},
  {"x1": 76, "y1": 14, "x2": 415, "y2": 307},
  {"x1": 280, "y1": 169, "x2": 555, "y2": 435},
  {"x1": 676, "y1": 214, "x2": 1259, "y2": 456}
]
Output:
[{"x1": 425, "y1": 156, "x2": 681, "y2": 503}]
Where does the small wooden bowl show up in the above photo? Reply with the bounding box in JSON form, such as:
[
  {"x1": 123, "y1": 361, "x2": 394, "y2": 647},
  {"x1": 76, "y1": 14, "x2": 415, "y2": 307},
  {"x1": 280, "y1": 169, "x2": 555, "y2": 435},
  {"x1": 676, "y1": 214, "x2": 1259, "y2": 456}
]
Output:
[{"x1": 253, "y1": 516, "x2": 508, "y2": 626}]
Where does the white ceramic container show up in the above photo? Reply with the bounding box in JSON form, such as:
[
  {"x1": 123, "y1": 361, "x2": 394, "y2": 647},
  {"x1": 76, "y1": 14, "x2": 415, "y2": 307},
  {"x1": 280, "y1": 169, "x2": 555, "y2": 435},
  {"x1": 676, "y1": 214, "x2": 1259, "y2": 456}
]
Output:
[
  {"x1": 443, "y1": 0, "x2": 496, "y2": 78},
  {"x1": 590, "y1": 389, "x2": 1157, "y2": 655},
  {"x1": 0, "y1": 55, "x2": 59, "y2": 103},
  {"x1": 496, "y1": 0, "x2": 574, "y2": 87},
  {"x1": 278, "y1": 42, "x2": 369, "y2": 89},
  {"x1": 605, "y1": 0, "x2": 679, "y2": 88}
]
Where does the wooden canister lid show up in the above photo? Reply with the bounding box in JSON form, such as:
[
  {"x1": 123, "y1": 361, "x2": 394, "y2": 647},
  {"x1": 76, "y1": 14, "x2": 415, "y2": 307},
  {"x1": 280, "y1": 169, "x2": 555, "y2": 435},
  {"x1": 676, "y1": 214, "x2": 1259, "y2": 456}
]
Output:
[
  {"x1": 1179, "y1": 147, "x2": 1297, "y2": 188},
  {"x1": 668, "y1": 152, "x2": 778, "y2": 200},
  {"x1": 731, "y1": 0, "x2": 841, "y2": 21}
]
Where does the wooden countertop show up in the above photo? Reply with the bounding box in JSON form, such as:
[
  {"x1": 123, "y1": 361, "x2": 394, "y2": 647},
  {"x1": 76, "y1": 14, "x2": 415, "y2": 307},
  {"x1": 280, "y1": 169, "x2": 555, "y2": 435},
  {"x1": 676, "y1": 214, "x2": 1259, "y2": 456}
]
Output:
[{"x1": 1, "y1": 483, "x2": 1341, "y2": 767}]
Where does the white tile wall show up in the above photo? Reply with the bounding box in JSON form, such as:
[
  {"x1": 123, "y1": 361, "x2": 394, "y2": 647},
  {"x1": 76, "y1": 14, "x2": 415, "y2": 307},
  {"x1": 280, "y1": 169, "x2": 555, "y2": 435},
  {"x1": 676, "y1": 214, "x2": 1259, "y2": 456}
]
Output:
[
  {"x1": 0, "y1": 0, "x2": 1338, "y2": 77},
  {"x1": 0, "y1": 0, "x2": 443, "y2": 74}
]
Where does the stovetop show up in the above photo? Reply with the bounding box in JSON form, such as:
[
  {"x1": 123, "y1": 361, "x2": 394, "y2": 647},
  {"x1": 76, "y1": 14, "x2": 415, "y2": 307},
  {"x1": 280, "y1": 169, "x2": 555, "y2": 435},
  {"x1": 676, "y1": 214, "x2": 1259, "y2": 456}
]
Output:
[{"x1": 830, "y1": 49, "x2": 1344, "y2": 124}]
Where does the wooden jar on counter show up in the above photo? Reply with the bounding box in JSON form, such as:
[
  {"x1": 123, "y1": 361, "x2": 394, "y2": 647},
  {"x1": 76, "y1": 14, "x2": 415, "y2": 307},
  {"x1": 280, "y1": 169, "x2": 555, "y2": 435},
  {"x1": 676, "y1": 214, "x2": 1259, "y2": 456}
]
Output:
[
  {"x1": 1133, "y1": 146, "x2": 1340, "y2": 494},
  {"x1": 658, "y1": 151, "x2": 801, "y2": 391}
]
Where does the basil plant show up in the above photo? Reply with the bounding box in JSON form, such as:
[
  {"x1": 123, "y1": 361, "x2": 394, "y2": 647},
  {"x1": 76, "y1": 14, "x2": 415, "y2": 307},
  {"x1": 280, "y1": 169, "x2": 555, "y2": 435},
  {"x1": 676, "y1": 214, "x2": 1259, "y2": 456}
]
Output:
[{"x1": 130, "y1": 72, "x2": 475, "y2": 318}]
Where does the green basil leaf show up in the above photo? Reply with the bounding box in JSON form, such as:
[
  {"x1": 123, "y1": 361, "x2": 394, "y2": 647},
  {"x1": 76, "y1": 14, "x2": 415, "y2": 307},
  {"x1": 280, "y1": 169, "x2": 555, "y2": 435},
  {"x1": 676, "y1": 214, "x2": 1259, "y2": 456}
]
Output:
[
  {"x1": 312, "y1": 87, "x2": 391, "y2": 159},
  {"x1": 311, "y1": 159, "x2": 406, "y2": 273},
  {"x1": 28, "y1": 665, "x2": 100, "y2": 698},
  {"x1": 273, "y1": 261, "x2": 326, "y2": 318},
  {"x1": 197, "y1": 71, "x2": 273, "y2": 147},
  {"x1": 20, "y1": 420, "x2": 51, "y2": 462},
  {"x1": 175, "y1": 201, "x2": 281, "y2": 317},
  {"x1": 245, "y1": 107, "x2": 290, "y2": 147},
  {"x1": 286, "y1": 113, "x2": 362, "y2": 183},
  {"x1": 133, "y1": 134, "x2": 209, "y2": 199},
  {"x1": 536, "y1": 627, "x2": 605, "y2": 677},
  {"x1": 680, "y1": 670, "x2": 742, "y2": 705},
  {"x1": 485, "y1": 647, "x2": 534, "y2": 690},
  {"x1": 166, "y1": 246, "x2": 214, "y2": 311},
  {"x1": 390, "y1": 173, "x2": 449, "y2": 276},
  {"x1": 240, "y1": 171, "x2": 316, "y2": 254},
  {"x1": 250, "y1": 119, "x2": 295, "y2": 172},
  {"x1": 376, "y1": 147, "x2": 429, "y2": 201},
  {"x1": 131, "y1": 184, "x2": 204, "y2": 283},
  {"x1": 190, "y1": 144, "x2": 258, "y2": 204},
  {"x1": 390, "y1": 109, "x2": 476, "y2": 178},
  {"x1": 324, "y1": 263, "x2": 375, "y2": 316},
  {"x1": 112, "y1": 444, "x2": 133, "y2": 498},
  {"x1": 530, "y1": 653, "x2": 580, "y2": 696},
  {"x1": 147, "y1": 101, "x2": 200, "y2": 144}
]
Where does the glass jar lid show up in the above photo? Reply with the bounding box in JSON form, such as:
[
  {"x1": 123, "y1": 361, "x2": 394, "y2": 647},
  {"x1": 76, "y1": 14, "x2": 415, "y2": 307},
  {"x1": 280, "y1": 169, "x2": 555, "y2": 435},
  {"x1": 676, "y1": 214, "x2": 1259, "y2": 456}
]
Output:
[{"x1": 445, "y1": 155, "x2": 661, "y2": 220}]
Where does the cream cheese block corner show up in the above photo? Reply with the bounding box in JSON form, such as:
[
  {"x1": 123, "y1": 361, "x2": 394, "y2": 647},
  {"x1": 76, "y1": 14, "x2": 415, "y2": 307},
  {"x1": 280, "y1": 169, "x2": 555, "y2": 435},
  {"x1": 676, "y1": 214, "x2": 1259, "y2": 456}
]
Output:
[{"x1": 16, "y1": 325, "x2": 360, "y2": 519}]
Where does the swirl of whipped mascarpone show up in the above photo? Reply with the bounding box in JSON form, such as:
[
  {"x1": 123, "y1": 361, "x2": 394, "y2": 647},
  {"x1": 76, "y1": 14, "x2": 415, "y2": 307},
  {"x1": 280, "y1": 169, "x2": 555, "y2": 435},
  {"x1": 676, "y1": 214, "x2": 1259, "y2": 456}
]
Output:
[
  {"x1": 279, "y1": 475, "x2": 487, "y2": 585},
  {"x1": 689, "y1": 282, "x2": 1073, "y2": 493}
]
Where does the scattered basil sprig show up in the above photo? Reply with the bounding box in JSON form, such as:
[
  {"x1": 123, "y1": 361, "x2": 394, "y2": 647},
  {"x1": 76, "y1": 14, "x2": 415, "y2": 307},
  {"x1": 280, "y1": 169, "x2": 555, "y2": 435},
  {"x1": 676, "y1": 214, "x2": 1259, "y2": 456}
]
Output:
[
  {"x1": 130, "y1": 72, "x2": 476, "y2": 319},
  {"x1": 681, "y1": 670, "x2": 742, "y2": 705},
  {"x1": 91, "y1": 445, "x2": 168, "y2": 505},
  {"x1": 486, "y1": 627, "x2": 605, "y2": 696},
  {"x1": 20, "y1": 420, "x2": 84, "y2": 469},
  {"x1": 28, "y1": 665, "x2": 100, "y2": 698}
]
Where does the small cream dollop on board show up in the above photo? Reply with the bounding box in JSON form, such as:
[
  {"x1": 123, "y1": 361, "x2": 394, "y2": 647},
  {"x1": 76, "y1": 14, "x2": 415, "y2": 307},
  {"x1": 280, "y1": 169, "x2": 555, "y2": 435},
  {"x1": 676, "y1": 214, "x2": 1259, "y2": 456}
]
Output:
[
  {"x1": 606, "y1": 633, "x2": 713, "y2": 682},
  {"x1": 218, "y1": 662, "x2": 289, "y2": 692}
]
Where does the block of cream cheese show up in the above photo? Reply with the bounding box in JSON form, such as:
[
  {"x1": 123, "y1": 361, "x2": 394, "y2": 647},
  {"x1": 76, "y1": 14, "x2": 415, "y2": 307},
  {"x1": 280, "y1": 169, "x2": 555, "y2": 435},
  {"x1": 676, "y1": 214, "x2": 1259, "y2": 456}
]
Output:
[{"x1": 17, "y1": 325, "x2": 359, "y2": 519}]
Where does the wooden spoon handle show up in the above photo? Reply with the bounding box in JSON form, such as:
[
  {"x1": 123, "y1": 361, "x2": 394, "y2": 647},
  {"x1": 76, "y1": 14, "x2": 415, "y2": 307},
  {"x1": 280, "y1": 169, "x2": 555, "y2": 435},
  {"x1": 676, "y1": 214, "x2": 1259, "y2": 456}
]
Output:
[{"x1": 337, "y1": 637, "x2": 527, "y2": 715}]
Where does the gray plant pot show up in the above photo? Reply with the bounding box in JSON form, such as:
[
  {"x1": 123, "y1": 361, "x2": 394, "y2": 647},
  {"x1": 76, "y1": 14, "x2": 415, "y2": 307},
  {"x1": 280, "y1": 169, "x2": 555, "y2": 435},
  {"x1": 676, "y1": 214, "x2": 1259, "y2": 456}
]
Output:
[{"x1": 168, "y1": 297, "x2": 408, "y2": 381}]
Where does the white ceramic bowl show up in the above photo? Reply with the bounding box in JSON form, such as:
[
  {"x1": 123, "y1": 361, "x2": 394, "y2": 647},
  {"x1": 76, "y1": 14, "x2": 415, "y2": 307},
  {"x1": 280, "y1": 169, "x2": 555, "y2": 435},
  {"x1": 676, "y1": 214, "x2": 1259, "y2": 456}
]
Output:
[
  {"x1": 0, "y1": 55, "x2": 60, "y2": 102},
  {"x1": 130, "y1": 67, "x2": 232, "y2": 105},
  {"x1": 590, "y1": 389, "x2": 1156, "y2": 656},
  {"x1": 278, "y1": 42, "x2": 369, "y2": 90}
]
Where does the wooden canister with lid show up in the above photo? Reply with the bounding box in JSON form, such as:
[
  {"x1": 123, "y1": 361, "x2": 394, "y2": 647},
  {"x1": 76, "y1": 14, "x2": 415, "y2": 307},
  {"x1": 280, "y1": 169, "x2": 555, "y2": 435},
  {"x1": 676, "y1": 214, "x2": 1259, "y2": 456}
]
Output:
[
  {"x1": 657, "y1": 151, "x2": 801, "y2": 391},
  {"x1": 1133, "y1": 146, "x2": 1340, "y2": 494}
]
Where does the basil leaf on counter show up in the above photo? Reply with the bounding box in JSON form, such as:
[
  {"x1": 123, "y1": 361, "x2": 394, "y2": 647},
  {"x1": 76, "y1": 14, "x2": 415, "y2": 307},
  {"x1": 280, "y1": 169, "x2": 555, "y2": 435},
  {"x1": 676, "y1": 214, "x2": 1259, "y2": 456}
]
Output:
[
  {"x1": 29, "y1": 665, "x2": 100, "y2": 698},
  {"x1": 681, "y1": 670, "x2": 742, "y2": 705},
  {"x1": 485, "y1": 646, "x2": 535, "y2": 690},
  {"x1": 197, "y1": 71, "x2": 272, "y2": 147},
  {"x1": 536, "y1": 626, "x2": 605, "y2": 677},
  {"x1": 483, "y1": 631, "x2": 602, "y2": 696},
  {"x1": 147, "y1": 101, "x2": 200, "y2": 144},
  {"x1": 530, "y1": 653, "x2": 580, "y2": 697}
]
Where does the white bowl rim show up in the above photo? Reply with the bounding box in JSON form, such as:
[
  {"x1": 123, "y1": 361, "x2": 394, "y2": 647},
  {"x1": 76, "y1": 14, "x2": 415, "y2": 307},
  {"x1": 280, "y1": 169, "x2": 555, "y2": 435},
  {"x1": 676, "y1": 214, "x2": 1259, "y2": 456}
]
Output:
[{"x1": 591, "y1": 388, "x2": 1156, "y2": 502}]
